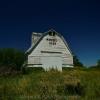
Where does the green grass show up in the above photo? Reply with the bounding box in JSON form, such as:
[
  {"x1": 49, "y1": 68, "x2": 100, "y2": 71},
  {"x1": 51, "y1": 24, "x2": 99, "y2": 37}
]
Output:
[{"x1": 0, "y1": 68, "x2": 100, "y2": 100}]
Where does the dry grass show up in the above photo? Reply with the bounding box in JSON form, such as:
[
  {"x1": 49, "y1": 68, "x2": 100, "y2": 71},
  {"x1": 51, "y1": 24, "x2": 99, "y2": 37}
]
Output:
[{"x1": 0, "y1": 68, "x2": 100, "y2": 100}]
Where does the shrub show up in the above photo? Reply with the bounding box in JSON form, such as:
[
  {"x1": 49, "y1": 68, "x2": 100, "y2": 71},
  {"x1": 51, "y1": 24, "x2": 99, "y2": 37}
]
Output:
[
  {"x1": 0, "y1": 48, "x2": 26, "y2": 75},
  {"x1": 73, "y1": 55, "x2": 84, "y2": 67},
  {"x1": 64, "y1": 82, "x2": 85, "y2": 96}
]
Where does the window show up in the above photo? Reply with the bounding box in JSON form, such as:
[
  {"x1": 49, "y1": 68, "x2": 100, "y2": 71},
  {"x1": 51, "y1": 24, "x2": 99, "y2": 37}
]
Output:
[
  {"x1": 49, "y1": 32, "x2": 52, "y2": 36},
  {"x1": 53, "y1": 32, "x2": 56, "y2": 36},
  {"x1": 48, "y1": 31, "x2": 56, "y2": 36}
]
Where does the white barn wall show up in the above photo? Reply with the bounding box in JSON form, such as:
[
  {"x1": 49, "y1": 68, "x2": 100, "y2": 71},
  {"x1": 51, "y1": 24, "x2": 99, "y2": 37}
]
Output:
[{"x1": 27, "y1": 33, "x2": 73, "y2": 71}]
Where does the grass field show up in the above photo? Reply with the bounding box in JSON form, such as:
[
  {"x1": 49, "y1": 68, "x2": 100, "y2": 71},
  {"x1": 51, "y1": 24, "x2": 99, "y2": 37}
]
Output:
[{"x1": 0, "y1": 68, "x2": 100, "y2": 100}]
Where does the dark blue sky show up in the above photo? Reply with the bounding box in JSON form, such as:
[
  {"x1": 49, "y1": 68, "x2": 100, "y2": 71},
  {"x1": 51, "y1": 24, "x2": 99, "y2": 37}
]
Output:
[{"x1": 0, "y1": 0, "x2": 100, "y2": 66}]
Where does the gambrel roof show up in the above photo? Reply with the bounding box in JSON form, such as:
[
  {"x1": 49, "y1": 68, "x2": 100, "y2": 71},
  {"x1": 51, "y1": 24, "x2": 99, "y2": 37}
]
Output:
[{"x1": 26, "y1": 29, "x2": 73, "y2": 55}]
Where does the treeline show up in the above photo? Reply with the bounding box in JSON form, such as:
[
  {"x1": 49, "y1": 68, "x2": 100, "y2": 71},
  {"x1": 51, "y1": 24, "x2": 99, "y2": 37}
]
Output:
[
  {"x1": 0, "y1": 48, "x2": 26, "y2": 75},
  {"x1": 73, "y1": 55, "x2": 84, "y2": 67},
  {"x1": 89, "y1": 59, "x2": 100, "y2": 69},
  {"x1": 0, "y1": 48, "x2": 99, "y2": 75},
  {"x1": 73, "y1": 55, "x2": 100, "y2": 69}
]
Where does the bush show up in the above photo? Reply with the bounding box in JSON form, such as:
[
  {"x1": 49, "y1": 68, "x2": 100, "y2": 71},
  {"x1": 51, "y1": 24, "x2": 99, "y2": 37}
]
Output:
[
  {"x1": 73, "y1": 55, "x2": 84, "y2": 67},
  {"x1": 0, "y1": 48, "x2": 26, "y2": 75},
  {"x1": 64, "y1": 82, "x2": 85, "y2": 96}
]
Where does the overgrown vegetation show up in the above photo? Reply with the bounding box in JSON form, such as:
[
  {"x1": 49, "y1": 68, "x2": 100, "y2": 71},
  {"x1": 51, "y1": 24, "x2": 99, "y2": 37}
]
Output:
[
  {"x1": 0, "y1": 48, "x2": 26, "y2": 75},
  {"x1": 73, "y1": 55, "x2": 84, "y2": 67},
  {"x1": 0, "y1": 48, "x2": 100, "y2": 99},
  {"x1": 0, "y1": 68, "x2": 100, "y2": 100}
]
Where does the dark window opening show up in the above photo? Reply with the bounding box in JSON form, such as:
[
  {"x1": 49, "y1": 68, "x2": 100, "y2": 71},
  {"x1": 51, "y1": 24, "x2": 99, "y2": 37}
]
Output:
[
  {"x1": 49, "y1": 32, "x2": 52, "y2": 36},
  {"x1": 53, "y1": 32, "x2": 56, "y2": 36},
  {"x1": 48, "y1": 31, "x2": 56, "y2": 36}
]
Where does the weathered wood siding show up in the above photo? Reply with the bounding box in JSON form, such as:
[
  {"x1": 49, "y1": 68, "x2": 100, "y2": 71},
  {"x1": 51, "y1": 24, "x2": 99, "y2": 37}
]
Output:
[{"x1": 27, "y1": 33, "x2": 73, "y2": 71}]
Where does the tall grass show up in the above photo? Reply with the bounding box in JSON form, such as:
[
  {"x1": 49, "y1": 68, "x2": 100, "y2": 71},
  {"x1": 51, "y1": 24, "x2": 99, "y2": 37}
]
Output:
[{"x1": 0, "y1": 68, "x2": 100, "y2": 100}]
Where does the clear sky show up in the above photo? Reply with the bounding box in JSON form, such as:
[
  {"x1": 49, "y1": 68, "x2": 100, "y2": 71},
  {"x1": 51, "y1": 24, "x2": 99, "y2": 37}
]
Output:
[{"x1": 0, "y1": 0, "x2": 100, "y2": 66}]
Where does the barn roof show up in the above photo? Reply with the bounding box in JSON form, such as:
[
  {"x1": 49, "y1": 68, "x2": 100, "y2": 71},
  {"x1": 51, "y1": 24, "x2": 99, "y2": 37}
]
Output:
[{"x1": 26, "y1": 29, "x2": 73, "y2": 55}]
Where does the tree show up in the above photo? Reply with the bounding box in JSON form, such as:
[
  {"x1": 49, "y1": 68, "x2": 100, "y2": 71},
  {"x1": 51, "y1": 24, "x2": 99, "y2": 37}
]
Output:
[
  {"x1": 97, "y1": 59, "x2": 100, "y2": 67},
  {"x1": 0, "y1": 48, "x2": 26, "y2": 72},
  {"x1": 73, "y1": 55, "x2": 84, "y2": 67}
]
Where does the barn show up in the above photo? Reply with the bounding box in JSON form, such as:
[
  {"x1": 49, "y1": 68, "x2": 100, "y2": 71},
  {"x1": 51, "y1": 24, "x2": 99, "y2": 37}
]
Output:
[{"x1": 26, "y1": 29, "x2": 73, "y2": 71}]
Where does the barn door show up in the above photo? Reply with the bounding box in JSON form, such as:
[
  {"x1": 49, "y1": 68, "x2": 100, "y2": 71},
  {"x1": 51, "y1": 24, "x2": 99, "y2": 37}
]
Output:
[{"x1": 41, "y1": 56, "x2": 62, "y2": 71}]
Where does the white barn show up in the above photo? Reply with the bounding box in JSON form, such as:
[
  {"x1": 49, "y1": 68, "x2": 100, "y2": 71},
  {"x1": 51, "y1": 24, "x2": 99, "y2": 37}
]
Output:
[{"x1": 26, "y1": 29, "x2": 73, "y2": 71}]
